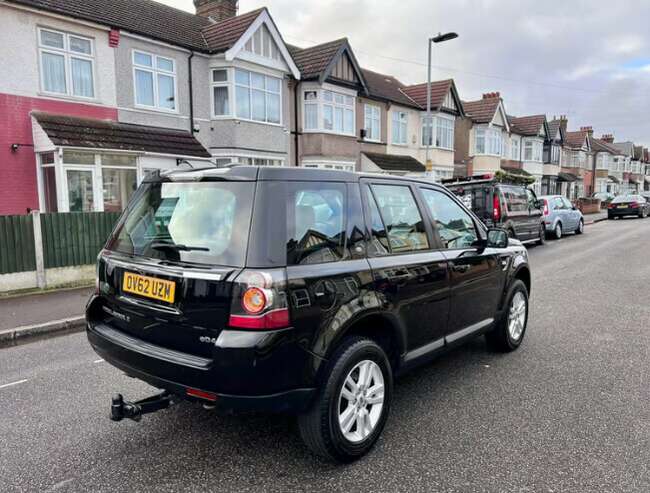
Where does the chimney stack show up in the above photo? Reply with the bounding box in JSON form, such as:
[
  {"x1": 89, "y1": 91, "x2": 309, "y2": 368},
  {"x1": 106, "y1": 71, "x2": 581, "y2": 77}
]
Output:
[
  {"x1": 580, "y1": 126, "x2": 593, "y2": 136},
  {"x1": 194, "y1": 0, "x2": 238, "y2": 22},
  {"x1": 482, "y1": 92, "x2": 500, "y2": 99},
  {"x1": 559, "y1": 115, "x2": 568, "y2": 134},
  {"x1": 600, "y1": 134, "x2": 614, "y2": 143}
]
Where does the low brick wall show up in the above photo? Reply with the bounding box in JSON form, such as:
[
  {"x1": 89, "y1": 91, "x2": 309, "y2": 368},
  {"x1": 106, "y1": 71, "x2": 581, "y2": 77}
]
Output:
[{"x1": 577, "y1": 198, "x2": 601, "y2": 214}]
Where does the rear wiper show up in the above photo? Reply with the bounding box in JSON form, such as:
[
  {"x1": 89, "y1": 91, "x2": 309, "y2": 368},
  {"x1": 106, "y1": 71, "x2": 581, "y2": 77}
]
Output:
[{"x1": 150, "y1": 242, "x2": 209, "y2": 252}]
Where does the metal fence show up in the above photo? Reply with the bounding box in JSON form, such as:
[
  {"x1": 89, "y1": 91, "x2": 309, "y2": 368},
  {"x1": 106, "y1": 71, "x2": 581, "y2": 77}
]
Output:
[{"x1": 0, "y1": 211, "x2": 120, "y2": 276}]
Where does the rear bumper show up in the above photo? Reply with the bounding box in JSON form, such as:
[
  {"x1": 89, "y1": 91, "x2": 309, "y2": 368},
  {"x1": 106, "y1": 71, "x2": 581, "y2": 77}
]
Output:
[
  {"x1": 608, "y1": 209, "x2": 639, "y2": 217},
  {"x1": 87, "y1": 322, "x2": 317, "y2": 414}
]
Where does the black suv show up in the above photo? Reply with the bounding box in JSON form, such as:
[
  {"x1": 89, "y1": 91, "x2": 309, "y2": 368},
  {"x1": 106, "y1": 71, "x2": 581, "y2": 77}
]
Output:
[
  {"x1": 86, "y1": 166, "x2": 531, "y2": 463},
  {"x1": 444, "y1": 175, "x2": 545, "y2": 244}
]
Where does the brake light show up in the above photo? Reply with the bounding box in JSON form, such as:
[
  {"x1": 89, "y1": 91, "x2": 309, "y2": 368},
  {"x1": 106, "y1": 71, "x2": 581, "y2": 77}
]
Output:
[
  {"x1": 630, "y1": 202, "x2": 639, "y2": 208},
  {"x1": 608, "y1": 203, "x2": 615, "y2": 209},
  {"x1": 543, "y1": 199, "x2": 549, "y2": 216},
  {"x1": 228, "y1": 269, "x2": 290, "y2": 330},
  {"x1": 493, "y1": 194, "x2": 501, "y2": 222}
]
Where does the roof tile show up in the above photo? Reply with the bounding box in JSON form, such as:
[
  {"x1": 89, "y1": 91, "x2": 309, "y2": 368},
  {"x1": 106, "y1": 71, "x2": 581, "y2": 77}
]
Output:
[{"x1": 362, "y1": 152, "x2": 425, "y2": 173}]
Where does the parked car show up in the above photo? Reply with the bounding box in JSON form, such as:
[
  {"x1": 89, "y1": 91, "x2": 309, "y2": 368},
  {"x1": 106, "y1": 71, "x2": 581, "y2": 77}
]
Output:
[
  {"x1": 444, "y1": 175, "x2": 545, "y2": 245},
  {"x1": 86, "y1": 166, "x2": 532, "y2": 463},
  {"x1": 539, "y1": 195, "x2": 584, "y2": 239},
  {"x1": 592, "y1": 191, "x2": 615, "y2": 203},
  {"x1": 607, "y1": 195, "x2": 650, "y2": 219}
]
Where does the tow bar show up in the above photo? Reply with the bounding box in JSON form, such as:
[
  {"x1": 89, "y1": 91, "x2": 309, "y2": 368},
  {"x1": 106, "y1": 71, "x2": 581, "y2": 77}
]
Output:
[{"x1": 110, "y1": 391, "x2": 175, "y2": 422}]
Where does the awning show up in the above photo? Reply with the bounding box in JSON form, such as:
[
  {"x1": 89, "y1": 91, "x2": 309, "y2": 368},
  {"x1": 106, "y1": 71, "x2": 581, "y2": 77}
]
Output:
[
  {"x1": 362, "y1": 152, "x2": 426, "y2": 173},
  {"x1": 31, "y1": 112, "x2": 211, "y2": 158},
  {"x1": 608, "y1": 175, "x2": 620, "y2": 184},
  {"x1": 557, "y1": 172, "x2": 578, "y2": 182}
]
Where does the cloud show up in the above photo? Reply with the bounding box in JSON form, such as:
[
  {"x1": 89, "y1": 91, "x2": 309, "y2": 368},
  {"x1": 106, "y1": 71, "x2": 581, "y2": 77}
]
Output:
[{"x1": 159, "y1": 0, "x2": 650, "y2": 146}]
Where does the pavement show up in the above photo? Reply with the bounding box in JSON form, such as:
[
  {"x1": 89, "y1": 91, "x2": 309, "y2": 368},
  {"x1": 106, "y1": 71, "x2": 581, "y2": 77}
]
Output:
[
  {"x1": 1, "y1": 218, "x2": 649, "y2": 491},
  {"x1": 582, "y1": 210, "x2": 608, "y2": 224}
]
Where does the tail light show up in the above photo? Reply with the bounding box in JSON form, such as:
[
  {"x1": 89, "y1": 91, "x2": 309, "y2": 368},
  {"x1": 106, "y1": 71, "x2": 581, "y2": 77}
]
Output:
[
  {"x1": 608, "y1": 203, "x2": 615, "y2": 209},
  {"x1": 542, "y1": 199, "x2": 549, "y2": 216},
  {"x1": 228, "y1": 269, "x2": 290, "y2": 330},
  {"x1": 630, "y1": 202, "x2": 639, "y2": 208},
  {"x1": 493, "y1": 193, "x2": 501, "y2": 222}
]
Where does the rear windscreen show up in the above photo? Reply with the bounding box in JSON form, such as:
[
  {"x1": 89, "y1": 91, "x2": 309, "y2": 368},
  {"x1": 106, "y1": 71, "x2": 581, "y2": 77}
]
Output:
[
  {"x1": 107, "y1": 181, "x2": 254, "y2": 267},
  {"x1": 446, "y1": 185, "x2": 491, "y2": 218}
]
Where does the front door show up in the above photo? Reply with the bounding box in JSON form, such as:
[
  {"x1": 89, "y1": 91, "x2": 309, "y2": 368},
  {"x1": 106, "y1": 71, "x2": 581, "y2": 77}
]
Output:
[
  {"x1": 418, "y1": 186, "x2": 505, "y2": 340},
  {"x1": 362, "y1": 181, "x2": 450, "y2": 353},
  {"x1": 526, "y1": 188, "x2": 543, "y2": 239}
]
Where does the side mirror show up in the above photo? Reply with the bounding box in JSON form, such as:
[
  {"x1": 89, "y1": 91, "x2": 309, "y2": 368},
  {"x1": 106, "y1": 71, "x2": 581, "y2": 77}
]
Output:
[{"x1": 486, "y1": 228, "x2": 509, "y2": 249}]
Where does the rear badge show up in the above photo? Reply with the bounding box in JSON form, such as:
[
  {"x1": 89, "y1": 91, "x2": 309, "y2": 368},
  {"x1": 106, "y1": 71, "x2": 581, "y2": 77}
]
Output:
[
  {"x1": 102, "y1": 305, "x2": 131, "y2": 323},
  {"x1": 199, "y1": 336, "x2": 219, "y2": 347}
]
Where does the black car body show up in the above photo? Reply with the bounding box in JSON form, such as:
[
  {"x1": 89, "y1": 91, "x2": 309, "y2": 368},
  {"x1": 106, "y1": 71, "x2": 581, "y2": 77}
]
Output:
[
  {"x1": 87, "y1": 166, "x2": 532, "y2": 462},
  {"x1": 443, "y1": 175, "x2": 545, "y2": 244},
  {"x1": 607, "y1": 194, "x2": 650, "y2": 219}
]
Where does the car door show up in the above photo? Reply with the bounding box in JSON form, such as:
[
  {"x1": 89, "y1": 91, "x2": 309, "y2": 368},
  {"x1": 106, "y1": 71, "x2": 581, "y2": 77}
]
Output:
[
  {"x1": 526, "y1": 189, "x2": 543, "y2": 238},
  {"x1": 561, "y1": 197, "x2": 579, "y2": 229},
  {"x1": 418, "y1": 186, "x2": 506, "y2": 343},
  {"x1": 361, "y1": 180, "x2": 450, "y2": 355},
  {"x1": 502, "y1": 186, "x2": 530, "y2": 239},
  {"x1": 552, "y1": 196, "x2": 567, "y2": 229}
]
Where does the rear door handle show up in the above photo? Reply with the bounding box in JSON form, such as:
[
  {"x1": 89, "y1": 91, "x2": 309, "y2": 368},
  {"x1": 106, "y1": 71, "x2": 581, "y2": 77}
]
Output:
[{"x1": 452, "y1": 264, "x2": 470, "y2": 273}]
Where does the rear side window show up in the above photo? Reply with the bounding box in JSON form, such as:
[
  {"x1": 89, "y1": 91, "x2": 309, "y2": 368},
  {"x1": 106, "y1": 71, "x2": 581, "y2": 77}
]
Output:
[
  {"x1": 553, "y1": 197, "x2": 565, "y2": 210},
  {"x1": 370, "y1": 184, "x2": 429, "y2": 253},
  {"x1": 502, "y1": 186, "x2": 528, "y2": 212},
  {"x1": 364, "y1": 186, "x2": 390, "y2": 256},
  {"x1": 287, "y1": 183, "x2": 346, "y2": 265}
]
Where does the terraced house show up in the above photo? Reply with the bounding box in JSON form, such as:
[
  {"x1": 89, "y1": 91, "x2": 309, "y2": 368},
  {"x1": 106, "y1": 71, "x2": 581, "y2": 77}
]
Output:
[
  {"x1": 0, "y1": 0, "x2": 300, "y2": 214},
  {"x1": 506, "y1": 114, "x2": 549, "y2": 195}
]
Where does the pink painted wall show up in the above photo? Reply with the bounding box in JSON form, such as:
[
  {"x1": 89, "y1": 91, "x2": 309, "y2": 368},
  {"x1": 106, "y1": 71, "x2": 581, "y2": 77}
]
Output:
[{"x1": 0, "y1": 93, "x2": 117, "y2": 215}]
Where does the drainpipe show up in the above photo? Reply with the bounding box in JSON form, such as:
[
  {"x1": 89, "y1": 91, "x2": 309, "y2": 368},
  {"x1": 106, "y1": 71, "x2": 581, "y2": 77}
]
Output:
[
  {"x1": 293, "y1": 80, "x2": 300, "y2": 166},
  {"x1": 188, "y1": 52, "x2": 195, "y2": 135}
]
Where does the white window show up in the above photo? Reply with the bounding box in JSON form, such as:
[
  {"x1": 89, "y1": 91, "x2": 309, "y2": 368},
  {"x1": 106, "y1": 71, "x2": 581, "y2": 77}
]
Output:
[
  {"x1": 39, "y1": 28, "x2": 95, "y2": 98},
  {"x1": 302, "y1": 162, "x2": 355, "y2": 172},
  {"x1": 235, "y1": 69, "x2": 281, "y2": 124},
  {"x1": 523, "y1": 140, "x2": 543, "y2": 162},
  {"x1": 475, "y1": 127, "x2": 502, "y2": 155},
  {"x1": 511, "y1": 139, "x2": 520, "y2": 160},
  {"x1": 436, "y1": 116, "x2": 454, "y2": 150},
  {"x1": 364, "y1": 104, "x2": 381, "y2": 141},
  {"x1": 211, "y1": 69, "x2": 229, "y2": 117},
  {"x1": 392, "y1": 111, "x2": 408, "y2": 145},
  {"x1": 133, "y1": 51, "x2": 176, "y2": 111},
  {"x1": 229, "y1": 156, "x2": 284, "y2": 166},
  {"x1": 303, "y1": 89, "x2": 355, "y2": 135}
]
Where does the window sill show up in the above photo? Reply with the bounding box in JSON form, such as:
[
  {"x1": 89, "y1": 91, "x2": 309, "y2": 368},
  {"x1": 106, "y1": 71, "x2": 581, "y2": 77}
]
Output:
[
  {"x1": 37, "y1": 92, "x2": 100, "y2": 104},
  {"x1": 303, "y1": 129, "x2": 356, "y2": 138},
  {"x1": 134, "y1": 104, "x2": 180, "y2": 115}
]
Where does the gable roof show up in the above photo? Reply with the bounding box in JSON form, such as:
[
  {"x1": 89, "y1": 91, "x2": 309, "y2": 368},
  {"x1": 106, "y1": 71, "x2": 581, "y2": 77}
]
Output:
[
  {"x1": 362, "y1": 152, "x2": 426, "y2": 173},
  {"x1": 32, "y1": 112, "x2": 211, "y2": 158},
  {"x1": 610, "y1": 141, "x2": 634, "y2": 157},
  {"x1": 201, "y1": 8, "x2": 264, "y2": 53},
  {"x1": 360, "y1": 69, "x2": 420, "y2": 108},
  {"x1": 564, "y1": 130, "x2": 590, "y2": 150},
  {"x1": 462, "y1": 95, "x2": 503, "y2": 125},
  {"x1": 590, "y1": 136, "x2": 619, "y2": 155},
  {"x1": 508, "y1": 114, "x2": 547, "y2": 136},
  {"x1": 547, "y1": 119, "x2": 565, "y2": 142},
  {"x1": 401, "y1": 79, "x2": 465, "y2": 116},
  {"x1": 7, "y1": 0, "x2": 211, "y2": 51},
  {"x1": 288, "y1": 38, "x2": 367, "y2": 92}
]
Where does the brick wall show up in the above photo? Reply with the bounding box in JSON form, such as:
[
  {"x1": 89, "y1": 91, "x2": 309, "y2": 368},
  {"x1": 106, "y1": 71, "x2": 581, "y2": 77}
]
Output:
[{"x1": 0, "y1": 93, "x2": 117, "y2": 215}]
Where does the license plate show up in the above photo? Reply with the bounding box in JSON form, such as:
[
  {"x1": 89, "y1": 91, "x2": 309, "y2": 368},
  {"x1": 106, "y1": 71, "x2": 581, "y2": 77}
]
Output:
[
  {"x1": 122, "y1": 272, "x2": 175, "y2": 304},
  {"x1": 618, "y1": 205, "x2": 627, "y2": 209}
]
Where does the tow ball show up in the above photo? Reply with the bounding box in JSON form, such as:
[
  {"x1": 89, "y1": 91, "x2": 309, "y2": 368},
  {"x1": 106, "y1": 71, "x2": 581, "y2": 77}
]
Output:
[{"x1": 110, "y1": 392, "x2": 174, "y2": 422}]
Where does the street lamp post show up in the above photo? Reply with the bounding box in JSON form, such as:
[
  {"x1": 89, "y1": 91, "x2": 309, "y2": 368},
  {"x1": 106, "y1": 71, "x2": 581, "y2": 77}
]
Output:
[{"x1": 426, "y1": 32, "x2": 458, "y2": 178}]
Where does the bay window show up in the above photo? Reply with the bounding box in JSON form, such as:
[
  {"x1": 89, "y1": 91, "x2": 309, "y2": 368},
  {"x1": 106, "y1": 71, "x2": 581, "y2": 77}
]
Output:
[
  {"x1": 523, "y1": 139, "x2": 543, "y2": 162},
  {"x1": 364, "y1": 104, "x2": 381, "y2": 141},
  {"x1": 511, "y1": 139, "x2": 520, "y2": 160},
  {"x1": 303, "y1": 89, "x2": 355, "y2": 135},
  {"x1": 392, "y1": 111, "x2": 408, "y2": 145},
  {"x1": 39, "y1": 28, "x2": 95, "y2": 98},
  {"x1": 475, "y1": 127, "x2": 502, "y2": 155},
  {"x1": 133, "y1": 51, "x2": 176, "y2": 111},
  {"x1": 421, "y1": 114, "x2": 456, "y2": 149}
]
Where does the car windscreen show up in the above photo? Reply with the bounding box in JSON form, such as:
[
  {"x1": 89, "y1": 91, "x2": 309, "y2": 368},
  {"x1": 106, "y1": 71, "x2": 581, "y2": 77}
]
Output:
[
  {"x1": 611, "y1": 195, "x2": 637, "y2": 204},
  {"x1": 106, "y1": 181, "x2": 255, "y2": 267}
]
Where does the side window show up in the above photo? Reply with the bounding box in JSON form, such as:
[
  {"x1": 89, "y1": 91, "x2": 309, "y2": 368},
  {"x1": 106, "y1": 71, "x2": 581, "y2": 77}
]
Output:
[
  {"x1": 287, "y1": 184, "x2": 346, "y2": 265},
  {"x1": 525, "y1": 189, "x2": 538, "y2": 209},
  {"x1": 421, "y1": 189, "x2": 478, "y2": 249},
  {"x1": 554, "y1": 197, "x2": 565, "y2": 210},
  {"x1": 503, "y1": 187, "x2": 528, "y2": 212},
  {"x1": 364, "y1": 186, "x2": 390, "y2": 256},
  {"x1": 370, "y1": 184, "x2": 429, "y2": 253}
]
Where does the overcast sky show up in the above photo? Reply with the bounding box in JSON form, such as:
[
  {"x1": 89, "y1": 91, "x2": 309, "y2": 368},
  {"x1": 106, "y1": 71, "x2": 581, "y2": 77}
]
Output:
[{"x1": 161, "y1": 0, "x2": 650, "y2": 146}]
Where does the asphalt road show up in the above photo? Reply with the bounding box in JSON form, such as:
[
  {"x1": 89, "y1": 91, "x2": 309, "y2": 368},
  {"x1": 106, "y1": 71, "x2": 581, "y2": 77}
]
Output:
[{"x1": 1, "y1": 218, "x2": 649, "y2": 492}]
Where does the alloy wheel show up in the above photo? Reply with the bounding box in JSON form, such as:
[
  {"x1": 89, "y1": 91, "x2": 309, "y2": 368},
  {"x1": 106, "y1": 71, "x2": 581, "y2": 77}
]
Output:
[
  {"x1": 338, "y1": 360, "x2": 385, "y2": 443},
  {"x1": 555, "y1": 224, "x2": 562, "y2": 239},
  {"x1": 508, "y1": 291, "x2": 527, "y2": 341}
]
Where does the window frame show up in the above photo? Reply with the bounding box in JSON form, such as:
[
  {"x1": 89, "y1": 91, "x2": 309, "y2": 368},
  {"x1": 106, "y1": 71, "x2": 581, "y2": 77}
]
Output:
[
  {"x1": 391, "y1": 111, "x2": 408, "y2": 146},
  {"x1": 38, "y1": 27, "x2": 96, "y2": 100},
  {"x1": 364, "y1": 104, "x2": 381, "y2": 142},
  {"x1": 302, "y1": 88, "x2": 355, "y2": 136},
  {"x1": 474, "y1": 126, "x2": 502, "y2": 156},
  {"x1": 132, "y1": 49, "x2": 178, "y2": 113},
  {"x1": 233, "y1": 68, "x2": 282, "y2": 125},
  {"x1": 210, "y1": 68, "x2": 230, "y2": 118}
]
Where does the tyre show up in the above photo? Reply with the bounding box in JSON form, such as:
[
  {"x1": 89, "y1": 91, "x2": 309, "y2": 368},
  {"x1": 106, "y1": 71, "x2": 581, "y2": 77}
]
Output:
[
  {"x1": 536, "y1": 224, "x2": 546, "y2": 245},
  {"x1": 298, "y1": 337, "x2": 393, "y2": 463},
  {"x1": 554, "y1": 222, "x2": 563, "y2": 239},
  {"x1": 575, "y1": 219, "x2": 584, "y2": 234},
  {"x1": 486, "y1": 279, "x2": 529, "y2": 352}
]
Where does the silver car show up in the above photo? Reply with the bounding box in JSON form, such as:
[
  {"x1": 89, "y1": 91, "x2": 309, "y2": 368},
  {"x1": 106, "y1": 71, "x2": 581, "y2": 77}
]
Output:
[{"x1": 539, "y1": 195, "x2": 584, "y2": 239}]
